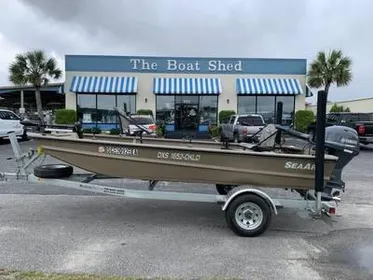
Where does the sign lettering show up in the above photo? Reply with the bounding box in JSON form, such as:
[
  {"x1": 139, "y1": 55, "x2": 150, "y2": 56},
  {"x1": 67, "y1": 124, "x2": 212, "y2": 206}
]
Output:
[
  {"x1": 284, "y1": 161, "x2": 315, "y2": 171},
  {"x1": 129, "y1": 58, "x2": 243, "y2": 73}
]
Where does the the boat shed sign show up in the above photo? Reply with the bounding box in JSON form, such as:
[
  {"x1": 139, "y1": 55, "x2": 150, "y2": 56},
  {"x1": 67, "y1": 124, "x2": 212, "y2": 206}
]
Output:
[{"x1": 65, "y1": 55, "x2": 307, "y2": 75}]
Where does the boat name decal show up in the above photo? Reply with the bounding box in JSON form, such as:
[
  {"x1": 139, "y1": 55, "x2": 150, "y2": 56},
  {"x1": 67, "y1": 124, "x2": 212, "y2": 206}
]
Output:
[
  {"x1": 157, "y1": 151, "x2": 201, "y2": 162},
  {"x1": 99, "y1": 146, "x2": 139, "y2": 156},
  {"x1": 284, "y1": 161, "x2": 315, "y2": 170}
]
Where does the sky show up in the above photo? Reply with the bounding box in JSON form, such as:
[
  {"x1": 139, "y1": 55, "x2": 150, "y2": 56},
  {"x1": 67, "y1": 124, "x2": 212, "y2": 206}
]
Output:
[{"x1": 0, "y1": 0, "x2": 371, "y2": 104}]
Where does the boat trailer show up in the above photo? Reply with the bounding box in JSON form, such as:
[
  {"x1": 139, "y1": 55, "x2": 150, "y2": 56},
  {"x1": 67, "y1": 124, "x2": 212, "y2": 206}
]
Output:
[{"x1": 0, "y1": 131, "x2": 340, "y2": 237}]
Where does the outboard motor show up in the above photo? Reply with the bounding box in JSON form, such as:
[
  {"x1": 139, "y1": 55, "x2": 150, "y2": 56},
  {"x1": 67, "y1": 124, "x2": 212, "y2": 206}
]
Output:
[{"x1": 323, "y1": 125, "x2": 360, "y2": 195}]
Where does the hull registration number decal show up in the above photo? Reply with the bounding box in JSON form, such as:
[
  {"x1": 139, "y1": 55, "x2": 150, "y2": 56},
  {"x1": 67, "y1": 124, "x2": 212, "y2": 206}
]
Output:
[
  {"x1": 157, "y1": 151, "x2": 201, "y2": 162},
  {"x1": 98, "y1": 146, "x2": 139, "y2": 156}
]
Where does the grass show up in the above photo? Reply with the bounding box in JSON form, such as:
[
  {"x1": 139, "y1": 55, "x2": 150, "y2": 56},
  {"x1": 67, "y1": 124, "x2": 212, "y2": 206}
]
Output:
[
  {"x1": 0, "y1": 269, "x2": 236, "y2": 280},
  {"x1": 0, "y1": 269, "x2": 148, "y2": 280}
]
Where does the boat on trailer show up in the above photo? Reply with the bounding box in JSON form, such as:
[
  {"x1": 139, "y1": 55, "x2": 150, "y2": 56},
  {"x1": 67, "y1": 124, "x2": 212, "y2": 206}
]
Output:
[{"x1": 1, "y1": 108, "x2": 360, "y2": 237}]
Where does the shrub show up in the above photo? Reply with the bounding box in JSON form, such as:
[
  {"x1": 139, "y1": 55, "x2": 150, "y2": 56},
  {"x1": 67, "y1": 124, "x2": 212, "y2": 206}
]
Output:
[
  {"x1": 294, "y1": 110, "x2": 315, "y2": 132},
  {"x1": 219, "y1": 110, "x2": 235, "y2": 124},
  {"x1": 55, "y1": 109, "x2": 76, "y2": 124},
  {"x1": 110, "y1": 128, "x2": 121, "y2": 135},
  {"x1": 156, "y1": 124, "x2": 165, "y2": 137},
  {"x1": 208, "y1": 124, "x2": 221, "y2": 138},
  {"x1": 330, "y1": 103, "x2": 351, "y2": 112},
  {"x1": 83, "y1": 127, "x2": 102, "y2": 134},
  {"x1": 136, "y1": 109, "x2": 153, "y2": 116}
]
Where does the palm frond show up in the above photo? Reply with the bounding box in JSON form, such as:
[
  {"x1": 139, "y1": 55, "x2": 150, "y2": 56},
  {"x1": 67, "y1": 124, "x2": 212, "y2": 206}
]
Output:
[{"x1": 307, "y1": 49, "x2": 352, "y2": 92}]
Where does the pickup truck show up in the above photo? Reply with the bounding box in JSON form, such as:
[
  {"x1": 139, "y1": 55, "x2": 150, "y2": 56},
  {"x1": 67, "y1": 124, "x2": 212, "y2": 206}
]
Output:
[
  {"x1": 220, "y1": 114, "x2": 265, "y2": 143},
  {"x1": 307, "y1": 112, "x2": 373, "y2": 145}
]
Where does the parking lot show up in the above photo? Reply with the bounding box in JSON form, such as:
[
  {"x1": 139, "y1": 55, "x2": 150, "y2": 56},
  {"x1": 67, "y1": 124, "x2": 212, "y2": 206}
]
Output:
[{"x1": 1, "y1": 138, "x2": 373, "y2": 279}]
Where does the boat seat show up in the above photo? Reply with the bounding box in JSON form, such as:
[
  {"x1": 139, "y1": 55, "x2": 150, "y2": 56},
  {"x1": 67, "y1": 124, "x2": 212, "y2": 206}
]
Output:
[{"x1": 253, "y1": 124, "x2": 278, "y2": 151}]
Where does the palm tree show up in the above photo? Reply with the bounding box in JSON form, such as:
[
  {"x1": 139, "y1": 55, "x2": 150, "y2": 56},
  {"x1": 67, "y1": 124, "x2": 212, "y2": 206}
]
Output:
[
  {"x1": 307, "y1": 49, "x2": 352, "y2": 100},
  {"x1": 8, "y1": 50, "x2": 62, "y2": 125}
]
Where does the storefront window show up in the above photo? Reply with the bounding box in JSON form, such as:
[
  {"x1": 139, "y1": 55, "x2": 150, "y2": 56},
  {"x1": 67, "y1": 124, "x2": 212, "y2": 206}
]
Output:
[
  {"x1": 256, "y1": 96, "x2": 275, "y2": 123},
  {"x1": 97, "y1": 95, "x2": 116, "y2": 124},
  {"x1": 275, "y1": 96, "x2": 295, "y2": 125},
  {"x1": 237, "y1": 96, "x2": 256, "y2": 114},
  {"x1": 199, "y1": 96, "x2": 218, "y2": 125},
  {"x1": 77, "y1": 94, "x2": 97, "y2": 123},
  {"x1": 156, "y1": 96, "x2": 175, "y2": 124},
  {"x1": 117, "y1": 95, "x2": 136, "y2": 114}
]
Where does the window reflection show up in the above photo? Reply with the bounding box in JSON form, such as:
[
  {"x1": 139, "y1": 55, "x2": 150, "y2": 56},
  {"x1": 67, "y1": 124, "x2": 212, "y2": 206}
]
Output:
[
  {"x1": 97, "y1": 95, "x2": 116, "y2": 123},
  {"x1": 256, "y1": 96, "x2": 275, "y2": 123},
  {"x1": 156, "y1": 96, "x2": 175, "y2": 124},
  {"x1": 236, "y1": 95, "x2": 295, "y2": 125},
  {"x1": 77, "y1": 94, "x2": 97, "y2": 123},
  {"x1": 77, "y1": 94, "x2": 136, "y2": 129},
  {"x1": 117, "y1": 95, "x2": 136, "y2": 114},
  {"x1": 237, "y1": 96, "x2": 256, "y2": 114},
  {"x1": 275, "y1": 96, "x2": 294, "y2": 125},
  {"x1": 199, "y1": 96, "x2": 218, "y2": 124}
]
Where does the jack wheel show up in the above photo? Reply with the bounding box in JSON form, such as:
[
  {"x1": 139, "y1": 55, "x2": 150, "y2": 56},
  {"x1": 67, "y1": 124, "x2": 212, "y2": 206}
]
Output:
[
  {"x1": 225, "y1": 193, "x2": 272, "y2": 237},
  {"x1": 34, "y1": 164, "x2": 73, "y2": 178}
]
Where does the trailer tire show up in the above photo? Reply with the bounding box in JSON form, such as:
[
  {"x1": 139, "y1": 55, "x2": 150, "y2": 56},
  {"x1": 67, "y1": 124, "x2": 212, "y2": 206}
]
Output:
[
  {"x1": 225, "y1": 193, "x2": 272, "y2": 237},
  {"x1": 34, "y1": 164, "x2": 73, "y2": 178}
]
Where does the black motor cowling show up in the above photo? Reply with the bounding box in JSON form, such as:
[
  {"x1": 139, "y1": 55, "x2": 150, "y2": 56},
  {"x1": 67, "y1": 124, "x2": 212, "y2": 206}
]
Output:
[{"x1": 323, "y1": 126, "x2": 360, "y2": 194}]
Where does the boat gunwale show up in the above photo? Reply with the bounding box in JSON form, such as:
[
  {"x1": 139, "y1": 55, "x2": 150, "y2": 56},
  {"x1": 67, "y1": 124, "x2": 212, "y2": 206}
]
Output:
[{"x1": 28, "y1": 133, "x2": 338, "y2": 161}]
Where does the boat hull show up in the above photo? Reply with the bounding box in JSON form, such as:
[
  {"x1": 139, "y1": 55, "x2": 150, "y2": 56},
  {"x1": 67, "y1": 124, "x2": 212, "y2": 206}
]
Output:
[{"x1": 30, "y1": 134, "x2": 337, "y2": 190}]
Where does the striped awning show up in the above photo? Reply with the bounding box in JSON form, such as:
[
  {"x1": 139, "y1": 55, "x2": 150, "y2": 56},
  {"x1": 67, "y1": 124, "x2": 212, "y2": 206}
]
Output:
[
  {"x1": 153, "y1": 77, "x2": 222, "y2": 95},
  {"x1": 236, "y1": 78, "x2": 303, "y2": 95},
  {"x1": 70, "y1": 76, "x2": 138, "y2": 93}
]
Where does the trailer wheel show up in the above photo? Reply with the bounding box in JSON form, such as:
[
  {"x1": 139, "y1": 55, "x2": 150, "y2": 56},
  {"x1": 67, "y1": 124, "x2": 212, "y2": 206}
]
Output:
[
  {"x1": 225, "y1": 193, "x2": 272, "y2": 237},
  {"x1": 34, "y1": 164, "x2": 73, "y2": 178}
]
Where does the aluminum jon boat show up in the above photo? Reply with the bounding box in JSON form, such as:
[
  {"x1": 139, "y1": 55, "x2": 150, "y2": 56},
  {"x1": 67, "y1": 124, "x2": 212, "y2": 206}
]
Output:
[{"x1": 27, "y1": 108, "x2": 359, "y2": 196}]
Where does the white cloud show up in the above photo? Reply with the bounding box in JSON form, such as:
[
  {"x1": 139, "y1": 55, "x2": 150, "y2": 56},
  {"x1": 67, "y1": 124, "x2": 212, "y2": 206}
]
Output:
[{"x1": 0, "y1": 0, "x2": 372, "y2": 103}]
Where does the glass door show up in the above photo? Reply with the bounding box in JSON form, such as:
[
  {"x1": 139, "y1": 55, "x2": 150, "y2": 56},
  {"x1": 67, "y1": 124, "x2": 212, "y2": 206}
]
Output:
[{"x1": 174, "y1": 95, "x2": 199, "y2": 131}]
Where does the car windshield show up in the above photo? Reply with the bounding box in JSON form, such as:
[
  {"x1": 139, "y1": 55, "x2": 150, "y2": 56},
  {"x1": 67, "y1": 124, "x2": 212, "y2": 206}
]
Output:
[
  {"x1": 131, "y1": 116, "x2": 154, "y2": 125},
  {"x1": 237, "y1": 116, "x2": 264, "y2": 126},
  {"x1": 0, "y1": 111, "x2": 20, "y2": 120}
]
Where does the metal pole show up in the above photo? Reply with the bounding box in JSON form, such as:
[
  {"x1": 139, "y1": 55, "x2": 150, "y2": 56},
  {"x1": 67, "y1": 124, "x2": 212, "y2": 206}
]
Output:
[
  {"x1": 20, "y1": 89, "x2": 25, "y2": 118},
  {"x1": 314, "y1": 90, "x2": 327, "y2": 215},
  {"x1": 275, "y1": 101, "x2": 283, "y2": 144}
]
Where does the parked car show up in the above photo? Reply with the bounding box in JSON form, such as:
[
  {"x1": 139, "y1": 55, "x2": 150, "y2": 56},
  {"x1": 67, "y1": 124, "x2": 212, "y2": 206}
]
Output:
[
  {"x1": 307, "y1": 112, "x2": 373, "y2": 145},
  {"x1": 220, "y1": 114, "x2": 265, "y2": 143},
  {"x1": 124, "y1": 114, "x2": 157, "y2": 136},
  {"x1": 0, "y1": 109, "x2": 28, "y2": 140}
]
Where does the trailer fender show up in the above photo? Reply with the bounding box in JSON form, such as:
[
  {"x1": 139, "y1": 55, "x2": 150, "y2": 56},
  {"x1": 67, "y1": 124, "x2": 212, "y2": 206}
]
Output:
[{"x1": 222, "y1": 187, "x2": 278, "y2": 215}]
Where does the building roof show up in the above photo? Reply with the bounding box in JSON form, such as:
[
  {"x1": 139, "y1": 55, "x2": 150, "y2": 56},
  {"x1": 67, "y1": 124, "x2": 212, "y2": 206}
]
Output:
[{"x1": 0, "y1": 82, "x2": 64, "y2": 94}]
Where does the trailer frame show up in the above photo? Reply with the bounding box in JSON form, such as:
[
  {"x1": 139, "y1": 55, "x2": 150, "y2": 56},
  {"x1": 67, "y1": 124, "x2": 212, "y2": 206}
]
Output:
[{"x1": 0, "y1": 131, "x2": 340, "y2": 237}]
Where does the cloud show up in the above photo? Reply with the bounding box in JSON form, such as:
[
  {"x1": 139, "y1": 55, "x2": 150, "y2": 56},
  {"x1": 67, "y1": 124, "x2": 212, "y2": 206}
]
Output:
[{"x1": 0, "y1": 0, "x2": 372, "y2": 103}]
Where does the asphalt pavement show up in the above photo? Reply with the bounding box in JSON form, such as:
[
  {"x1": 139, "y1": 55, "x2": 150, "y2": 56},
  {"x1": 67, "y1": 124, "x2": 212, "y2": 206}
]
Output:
[{"x1": 0, "y1": 138, "x2": 373, "y2": 279}]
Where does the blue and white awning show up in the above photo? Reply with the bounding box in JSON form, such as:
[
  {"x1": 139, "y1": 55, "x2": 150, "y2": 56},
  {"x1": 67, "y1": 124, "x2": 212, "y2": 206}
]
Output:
[
  {"x1": 236, "y1": 78, "x2": 303, "y2": 95},
  {"x1": 70, "y1": 76, "x2": 138, "y2": 93},
  {"x1": 153, "y1": 78, "x2": 222, "y2": 95}
]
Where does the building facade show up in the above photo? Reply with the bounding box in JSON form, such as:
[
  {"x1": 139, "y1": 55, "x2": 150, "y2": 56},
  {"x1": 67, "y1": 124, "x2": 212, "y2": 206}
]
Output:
[
  {"x1": 64, "y1": 55, "x2": 312, "y2": 136},
  {"x1": 307, "y1": 97, "x2": 373, "y2": 114}
]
